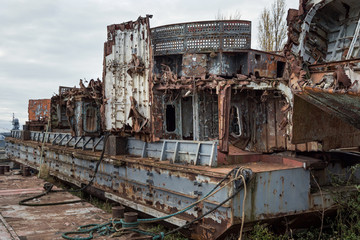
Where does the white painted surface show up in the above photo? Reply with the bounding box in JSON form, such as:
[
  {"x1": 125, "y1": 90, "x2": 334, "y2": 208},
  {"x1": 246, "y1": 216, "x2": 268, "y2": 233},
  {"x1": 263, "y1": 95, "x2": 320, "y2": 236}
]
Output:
[{"x1": 104, "y1": 21, "x2": 151, "y2": 131}]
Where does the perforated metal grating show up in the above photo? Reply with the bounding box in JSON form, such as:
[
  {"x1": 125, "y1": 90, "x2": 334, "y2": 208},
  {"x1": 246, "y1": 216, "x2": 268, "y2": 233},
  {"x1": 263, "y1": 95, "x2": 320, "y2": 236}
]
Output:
[{"x1": 151, "y1": 20, "x2": 251, "y2": 56}]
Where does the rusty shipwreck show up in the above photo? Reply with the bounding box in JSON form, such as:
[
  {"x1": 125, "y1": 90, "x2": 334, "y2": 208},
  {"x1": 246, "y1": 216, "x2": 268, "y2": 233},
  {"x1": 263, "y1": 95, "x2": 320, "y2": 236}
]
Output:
[{"x1": 5, "y1": 0, "x2": 360, "y2": 239}]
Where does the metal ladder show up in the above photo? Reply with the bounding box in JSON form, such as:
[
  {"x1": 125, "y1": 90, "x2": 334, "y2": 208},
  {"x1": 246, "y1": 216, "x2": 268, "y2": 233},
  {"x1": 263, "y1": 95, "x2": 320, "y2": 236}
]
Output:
[
  {"x1": 346, "y1": 17, "x2": 360, "y2": 59},
  {"x1": 330, "y1": 25, "x2": 345, "y2": 61}
]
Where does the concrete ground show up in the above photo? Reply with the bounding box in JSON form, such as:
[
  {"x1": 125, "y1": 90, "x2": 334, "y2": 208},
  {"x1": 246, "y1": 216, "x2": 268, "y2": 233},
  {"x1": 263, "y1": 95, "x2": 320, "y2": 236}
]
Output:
[{"x1": 0, "y1": 169, "x2": 112, "y2": 240}]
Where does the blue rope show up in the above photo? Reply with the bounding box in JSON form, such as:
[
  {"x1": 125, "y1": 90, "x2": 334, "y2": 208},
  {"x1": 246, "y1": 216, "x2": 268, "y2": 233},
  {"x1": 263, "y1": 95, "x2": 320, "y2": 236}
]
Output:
[
  {"x1": 62, "y1": 222, "x2": 114, "y2": 240},
  {"x1": 130, "y1": 229, "x2": 164, "y2": 239},
  {"x1": 152, "y1": 232, "x2": 165, "y2": 239},
  {"x1": 120, "y1": 219, "x2": 139, "y2": 228}
]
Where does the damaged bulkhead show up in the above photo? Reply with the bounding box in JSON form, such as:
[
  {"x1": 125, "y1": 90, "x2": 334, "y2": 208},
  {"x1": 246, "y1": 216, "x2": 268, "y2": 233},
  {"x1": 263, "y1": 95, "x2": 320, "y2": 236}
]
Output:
[
  {"x1": 49, "y1": 79, "x2": 103, "y2": 137},
  {"x1": 285, "y1": 0, "x2": 360, "y2": 150},
  {"x1": 150, "y1": 19, "x2": 322, "y2": 161},
  {"x1": 103, "y1": 16, "x2": 153, "y2": 141},
  {"x1": 102, "y1": 17, "x2": 310, "y2": 157},
  {"x1": 102, "y1": 15, "x2": 354, "y2": 158}
]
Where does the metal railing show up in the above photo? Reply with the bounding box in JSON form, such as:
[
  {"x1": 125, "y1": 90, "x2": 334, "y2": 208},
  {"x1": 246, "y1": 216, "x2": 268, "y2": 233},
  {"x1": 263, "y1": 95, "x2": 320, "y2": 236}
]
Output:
[
  {"x1": 10, "y1": 130, "x2": 218, "y2": 166},
  {"x1": 11, "y1": 130, "x2": 104, "y2": 151},
  {"x1": 152, "y1": 20, "x2": 251, "y2": 56}
]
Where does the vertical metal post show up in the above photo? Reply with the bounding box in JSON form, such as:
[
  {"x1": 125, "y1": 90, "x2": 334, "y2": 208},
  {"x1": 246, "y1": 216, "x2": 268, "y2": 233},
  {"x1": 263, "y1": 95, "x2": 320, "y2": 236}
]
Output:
[
  {"x1": 172, "y1": 141, "x2": 179, "y2": 163},
  {"x1": 194, "y1": 143, "x2": 201, "y2": 165},
  {"x1": 141, "y1": 141, "x2": 147, "y2": 158},
  {"x1": 193, "y1": 91, "x2": 200, "y2": 141},
  {"x1": 160, "y1": 141, "x2": 166, "y2": 161}
]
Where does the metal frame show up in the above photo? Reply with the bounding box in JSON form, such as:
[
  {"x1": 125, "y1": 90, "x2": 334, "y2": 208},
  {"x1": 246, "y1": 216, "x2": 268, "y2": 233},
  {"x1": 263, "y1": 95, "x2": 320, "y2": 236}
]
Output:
[
  {"x1": 127, "y1": 138, "x2": 217, "y2": 166},
  {"x1": 11, "y1": 130, "x2": 104, "y2": 152},
  {"x1": 11, "y1": 131, "x2": 217, "y2": 166}
]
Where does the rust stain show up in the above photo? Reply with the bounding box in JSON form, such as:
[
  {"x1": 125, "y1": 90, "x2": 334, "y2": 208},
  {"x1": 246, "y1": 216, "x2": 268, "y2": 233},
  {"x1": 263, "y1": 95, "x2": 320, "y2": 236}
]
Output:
[
  {"x1": 49, "y1": 79, "x2": 103, "y2": 136},
  {"x1": 28, "y1": 99, "x2": 51, "y2": 121},
  {"x1": 218, "y1": 84, "x2": 231, "y2": 153}
]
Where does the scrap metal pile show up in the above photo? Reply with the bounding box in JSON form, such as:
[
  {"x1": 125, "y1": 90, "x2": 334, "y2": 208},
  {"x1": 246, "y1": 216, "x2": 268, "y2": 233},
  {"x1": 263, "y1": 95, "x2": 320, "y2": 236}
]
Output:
[{"x1": 26, "y1": 79, "x2": 103, "y2": 136}]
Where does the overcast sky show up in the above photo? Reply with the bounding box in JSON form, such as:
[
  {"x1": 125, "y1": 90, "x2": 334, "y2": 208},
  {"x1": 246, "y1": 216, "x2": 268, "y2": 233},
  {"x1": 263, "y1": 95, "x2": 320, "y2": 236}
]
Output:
[{"x1": 0, "y1": 0, "x2": 299, "y2": 131}]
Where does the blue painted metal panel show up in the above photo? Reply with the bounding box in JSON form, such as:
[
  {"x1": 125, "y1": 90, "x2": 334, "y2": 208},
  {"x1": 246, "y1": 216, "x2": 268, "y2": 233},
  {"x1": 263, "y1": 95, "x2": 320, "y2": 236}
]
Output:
[
  {"x1": 232, "y1": 168, "x2": 310, "y2": 222},
  {"x1": 127, "y1": 138, "x2": 217, "y2": 166}
]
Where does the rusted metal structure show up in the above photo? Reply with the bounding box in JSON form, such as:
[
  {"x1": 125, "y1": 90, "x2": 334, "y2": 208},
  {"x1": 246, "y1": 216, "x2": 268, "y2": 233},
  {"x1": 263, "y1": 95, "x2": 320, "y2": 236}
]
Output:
[
  {"x1": 284, "y1": 0, "x2": 360, "y2": 151},
  {"x1": 5, "y1": 1, "x2": 360, "y2": 239},
  {"x1": 28, "y1": 99, "x2": 50, "y2": 122},
  {"x1": 26, "y1": 99, "x2": 51, "y2": 131},
  {"x1": 49, "y1": 80, "x2": 103, "y2": 136},
  {"x1": 103, "y1": 17, "x2": 152, "y2": 140},
  {"x1": 25, "y1": 80, "x2": 103, "y2": 136}
]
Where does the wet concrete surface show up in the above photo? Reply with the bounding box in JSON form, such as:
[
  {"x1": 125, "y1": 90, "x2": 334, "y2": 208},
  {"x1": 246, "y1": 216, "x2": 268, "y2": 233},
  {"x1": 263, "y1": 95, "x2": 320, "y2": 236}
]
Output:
[{"x1": 0, "y1": 170, "x2": 111, "y2": 240}]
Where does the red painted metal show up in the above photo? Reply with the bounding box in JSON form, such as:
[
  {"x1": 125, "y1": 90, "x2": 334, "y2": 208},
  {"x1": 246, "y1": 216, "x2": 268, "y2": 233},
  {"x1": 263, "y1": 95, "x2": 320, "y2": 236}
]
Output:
[{"x1": 28, "y1": 99, "x2": 51, "y2": 121}]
